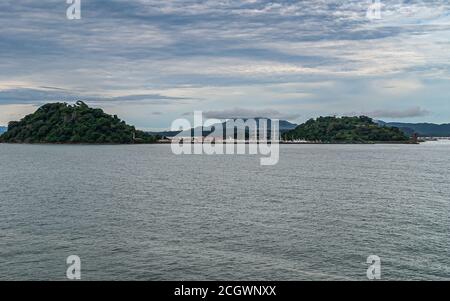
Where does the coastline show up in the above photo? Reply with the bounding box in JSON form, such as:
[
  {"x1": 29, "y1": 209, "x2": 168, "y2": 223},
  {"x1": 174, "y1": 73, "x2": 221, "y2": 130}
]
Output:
[{"x1": 0, "y1": 141, "x2": 420, "y2": 145}]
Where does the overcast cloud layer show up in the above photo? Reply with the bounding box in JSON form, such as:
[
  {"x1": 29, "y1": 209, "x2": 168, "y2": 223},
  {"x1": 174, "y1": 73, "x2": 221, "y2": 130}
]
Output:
[{"x1": 0, "y1": 0, "x2": 449, "y2": 129}]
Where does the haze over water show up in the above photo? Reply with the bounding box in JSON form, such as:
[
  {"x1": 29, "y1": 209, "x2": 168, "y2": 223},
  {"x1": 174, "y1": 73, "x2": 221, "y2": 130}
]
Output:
[{"x1": 0, "y1": 144, "x2": 448, "y2": 280}]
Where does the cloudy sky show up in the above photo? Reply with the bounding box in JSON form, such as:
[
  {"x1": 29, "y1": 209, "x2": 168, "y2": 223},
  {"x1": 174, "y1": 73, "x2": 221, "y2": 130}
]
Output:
[{"x1": 0, "y1": 0, "x2": 449, "y2": 130}]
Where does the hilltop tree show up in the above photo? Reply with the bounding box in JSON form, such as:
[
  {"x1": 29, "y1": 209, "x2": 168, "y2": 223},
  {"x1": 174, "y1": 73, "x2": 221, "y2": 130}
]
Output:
[
  {"x1": 283, "y1": 116, "x2": 409, "y2": 143},
  {"x1": 0, "y1": 102, "x2": 160, "y2": 144}
]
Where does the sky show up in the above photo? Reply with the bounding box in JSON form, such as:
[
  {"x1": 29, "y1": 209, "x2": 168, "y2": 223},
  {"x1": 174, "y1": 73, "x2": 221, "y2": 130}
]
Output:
[{"x1": 0, "y1": 0, "x2": 449, "y2": 130}]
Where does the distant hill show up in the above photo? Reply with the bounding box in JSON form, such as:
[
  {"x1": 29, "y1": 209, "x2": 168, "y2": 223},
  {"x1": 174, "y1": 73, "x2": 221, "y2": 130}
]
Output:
[
  {"x1": 378, "y1": 121, "x2": 450, "y2": 137},
  {"x1": 284, "y1": 116, "x2": 410, "y2": 143},
  {"x1": 0, "y1": 126, "x2": 6, "y2": 134},
  {"x1": 151, "y1": 118, "x2": 298, "y2": 138},
  {"x1": 267, "y1": 119, "x2": 298, "y2": 131},
  {"x1": 0, "y1": 102, "x2": 160, "y2": 144}
]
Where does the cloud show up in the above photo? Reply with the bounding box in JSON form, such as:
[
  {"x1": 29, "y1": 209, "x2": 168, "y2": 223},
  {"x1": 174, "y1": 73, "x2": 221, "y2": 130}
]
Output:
[
  {"x1": 100, "y1": 94, "x2": 191, "y2": 103},
  {"x1": 0, "y1": 104, "x2": 37, "y2": 125},
  {"x1": 0, "y1": 88, "x2": 191, "y2": 105},
  {"x1": 203, "y1": 107, "x2": 300, "y2": 120},
  {"x1": 2, "y1": 0, "x2": 449, "y2": 85},
  {"x1": 346, "y1": 107, "x2": 431, "y2": 119},
  {"x1": 0, "y1": 88, "x2": 74, "y2": 104},
  {"x1": 1, "y1": 1, "x2": 450, "y2": 127},
  {"x1": 373, "y1": 78, "x2": 424, "y2": 95}
]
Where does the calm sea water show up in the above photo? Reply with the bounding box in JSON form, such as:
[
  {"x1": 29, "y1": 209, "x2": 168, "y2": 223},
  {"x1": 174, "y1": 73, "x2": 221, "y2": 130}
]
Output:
[{"x1": 0, "y1": 143, "x2": 448, "y2": 280}]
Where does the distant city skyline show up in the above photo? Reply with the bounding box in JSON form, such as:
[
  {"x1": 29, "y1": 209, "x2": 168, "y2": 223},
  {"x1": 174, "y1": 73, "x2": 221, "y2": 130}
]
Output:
[{"x1": 1, "y1": 0, "x2": 450, "y2": 130}]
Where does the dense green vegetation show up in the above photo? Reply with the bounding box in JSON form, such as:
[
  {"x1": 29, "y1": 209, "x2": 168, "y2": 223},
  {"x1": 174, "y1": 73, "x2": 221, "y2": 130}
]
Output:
[
  {"x1": 283, "y1": 116, "x2": 410, "y2": 143},
  {"x1": 0, "y1": 102, "x2": 160, "y2": 144}
]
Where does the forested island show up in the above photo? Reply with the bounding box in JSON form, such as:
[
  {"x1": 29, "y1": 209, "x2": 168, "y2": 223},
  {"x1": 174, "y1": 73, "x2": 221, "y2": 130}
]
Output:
[
  {"x1": 0, "y1": 102, "x2": 413, "y2": 144},
  {"x1": 283, "y1": 116, "x2": 411, "y2": 143},
  {"x1": 0, "y1": 102, "x2": 160, "y2": 144}
]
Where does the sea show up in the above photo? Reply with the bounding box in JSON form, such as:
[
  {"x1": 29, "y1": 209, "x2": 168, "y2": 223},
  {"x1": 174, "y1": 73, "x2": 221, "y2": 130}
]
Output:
[{"x1": 0, "y1": 143, "x2": 448, "y2": 280}]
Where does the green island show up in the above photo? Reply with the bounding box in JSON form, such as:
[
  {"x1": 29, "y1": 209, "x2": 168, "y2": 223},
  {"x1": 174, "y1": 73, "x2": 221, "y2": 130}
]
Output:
[
  {"x1": 0, "y1": 102, "x2": 160, "y2": 144},
  {"x1": 0, "y1": 102, "x2": 414, "y2": 144},
  {"x1": 283, "y1": 116, "x2": 411, "y2": 143}
]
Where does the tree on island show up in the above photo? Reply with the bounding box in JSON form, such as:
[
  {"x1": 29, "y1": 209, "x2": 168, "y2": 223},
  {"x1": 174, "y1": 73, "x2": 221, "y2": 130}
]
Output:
[
  {"x1": 0, "y1": 101, "x2": 160, "y2": 144},
  {"x1": 283, "y1": 116, "x2": 410, "y2": 143}
]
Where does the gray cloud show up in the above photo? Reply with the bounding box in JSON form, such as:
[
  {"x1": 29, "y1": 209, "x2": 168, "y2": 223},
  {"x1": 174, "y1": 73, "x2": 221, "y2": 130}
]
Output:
[
  {"x1": 1, "y1": 1, "x2": 450, "y2": 127},
  {"x1": 345, "y1": 107, "x2": 431, "y2": 119},
  {"x1": 0, "y1": 88, "x2": 74, "y2": 104},
  {"x1": 101, "y1": 94, "x2": 191, "y2": 103},
  {"x1": 0, "y1": 88, "x2": 190, "y2": 105},
  {"x1": 203, "y1": 107, "x2": 300, "y2": 120}
]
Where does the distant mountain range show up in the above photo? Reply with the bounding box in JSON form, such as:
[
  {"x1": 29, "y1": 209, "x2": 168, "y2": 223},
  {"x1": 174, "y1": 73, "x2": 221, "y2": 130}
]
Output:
[
  {"x1": 151, "y1": 119, "x2": 450, "y2": 138},
  {"x1": 0, "y1": 126, "x2": 7, "y2": 134},
  {"x1": 377, "y1": 121, "x2": 450, "y2": 137},
  {"x1": 149, "y1": 118, "x2": 298, "y2": 138}
]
